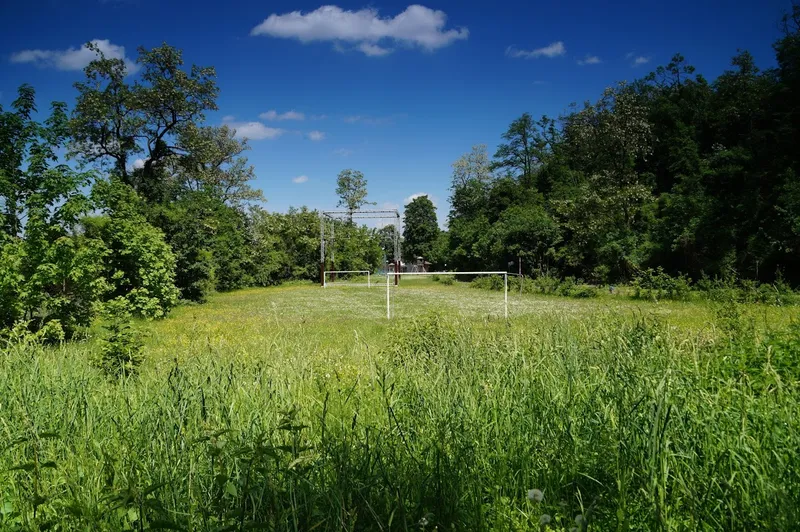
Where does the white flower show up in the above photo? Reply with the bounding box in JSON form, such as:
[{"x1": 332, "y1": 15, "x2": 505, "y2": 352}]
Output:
[
  {"x1": 539, "y1": 514, "x2": 551, "y2": 526},
  {"x1": 527, "y1": 488, "x2": 544, "y2": 502}
]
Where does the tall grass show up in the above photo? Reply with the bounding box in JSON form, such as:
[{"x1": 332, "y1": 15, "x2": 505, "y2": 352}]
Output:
[{"x1": 1, "y1": 295, "x2": 799, "y2": 530}]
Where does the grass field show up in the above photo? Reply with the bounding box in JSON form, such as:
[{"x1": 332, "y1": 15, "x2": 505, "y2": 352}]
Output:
[{"x1": 2, "y1": 279, "x2": 800, "y2": 530}]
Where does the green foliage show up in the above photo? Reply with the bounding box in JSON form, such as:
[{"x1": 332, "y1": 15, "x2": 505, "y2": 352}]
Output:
[
  {"x1": 335, "y1": 169, "x2": 374, "y2": 214},
  {"x1": 1, "y1": 286, "x2": 798, "y2": 529},
  {"x1": 89, "y1": 179, "x2": 179, "y2": 318},
  {"x1": 70, "y1": 42, "x2": 218, "y2": 199},
  {"x1": 631, "y1": 267, "x2": 692, "y2": 301},
  {"x1": 402, "y1": 195, "x2": 439, "y2": 262},
  {"x1": 249, "y1": 206, "x2": 323, "y2": 285},
  {"x1": 445, "y1": 18, "x2": 800, "y2": 289},
  {"x1": 0, "y1": 86, "x2": 109, "y2": 335},
  {"x1": 95, "y1": 298, "x2": 143, "y2": 378}
]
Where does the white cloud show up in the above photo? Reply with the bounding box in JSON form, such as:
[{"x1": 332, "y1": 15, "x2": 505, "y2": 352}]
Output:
[
  {"x1": 632, "y1": 56, "x2": 650, "y2": 66},
  {"x1": 221, "y1": 115, "x2": 236, "y2": 122},
  {"x1": 506, "y1": 41, "x2": 566, "y2": 59},
  {"x1": 259, "y1": 109, "x2": 305, "y2": 121},
  {"x1": 250, "y1": 4, "x2": 468, "y2": 56},
  {"x1": 333, "y1": 148, "x2": 353, "y2": 156},
  {"x1": 292, "y1": 175, "x2": 309, "y2": 183},
  {"x1": 311, "y1": 114, "x2": 327, "y2": 120},
  {"x1": 307, "y1": 130, "x2": 326, "y2": 141},
  {"x1": 357, "y1": 42, "x2": 392, "y2": 57},
  {"x1": 132, "y1": 158, "x2": 145, "y2": 170},
  {"x1": 10, "y1": 39, "x2": 139, "y2": 74},
  {"x1": 228, "y1": 121, "x2": 285, "y2": 140},
  {"x1": 577, "y1": 54, "x2": 602, "y2": 65}
]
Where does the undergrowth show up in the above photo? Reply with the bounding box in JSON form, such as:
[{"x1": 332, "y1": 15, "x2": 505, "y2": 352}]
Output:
[{"x1": 1, "y1": 300, "x2": 798, "y2": 530}]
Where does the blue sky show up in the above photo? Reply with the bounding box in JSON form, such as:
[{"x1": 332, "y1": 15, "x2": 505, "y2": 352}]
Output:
[{"x1": 0, "y1": 0, "x2": 792, "y2": 225}]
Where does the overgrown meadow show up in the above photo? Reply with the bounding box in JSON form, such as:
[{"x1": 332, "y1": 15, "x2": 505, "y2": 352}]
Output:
[{"x1": 2, "y1": 281, "x2": 799, "y2": 531}]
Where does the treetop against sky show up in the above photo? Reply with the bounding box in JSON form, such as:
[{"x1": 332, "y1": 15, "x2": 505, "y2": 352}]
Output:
[{"x1": 0, "y1": 0, "x2": 790, "y2": 220}]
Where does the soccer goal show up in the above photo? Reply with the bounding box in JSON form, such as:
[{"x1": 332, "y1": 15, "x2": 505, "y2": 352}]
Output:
[
  {"x1": 323, "y1": 270, "x2": 372, "y2": 288},
  {"x1": 319, "y1": 209, "x2": 402, "y2": 287},
  {"x1": 383, "y1": 271, "x2": 509, "y2": 320}
]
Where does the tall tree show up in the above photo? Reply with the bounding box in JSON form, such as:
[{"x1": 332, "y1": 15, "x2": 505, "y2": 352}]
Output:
[
  {"x1": 335, "y1": 169, "x2": 374, "y2": 215},
  {"x1": 70, "y1": 42, "x2": 218, "y2": 201},
  {"x1": 403, "y1": 195, "x2": 439, "y2": 263},
  {"x1": 0, "y1": 85, "x2": 108, "y2": 333}
]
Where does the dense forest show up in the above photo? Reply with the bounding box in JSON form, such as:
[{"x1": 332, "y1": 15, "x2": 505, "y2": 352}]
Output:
[{"x1": 1, "y1": 5, "x2": 799, "y2": 335}]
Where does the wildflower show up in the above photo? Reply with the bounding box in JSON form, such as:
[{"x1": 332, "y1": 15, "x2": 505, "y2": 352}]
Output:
[
  {"x1": 539, "y1": 514, "x2": 551, "y2": 526},
  {"x1": 527, "y1": 488, "x2": 544, "y2": 502}
]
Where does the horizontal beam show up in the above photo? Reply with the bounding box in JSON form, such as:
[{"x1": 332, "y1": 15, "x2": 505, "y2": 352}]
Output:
[
  {"x1": 324, "y1": 270, "x2": 370, "y2": 274},
  {"x1": 383, "y1": 271, "x2": 508, "y2": 276}
]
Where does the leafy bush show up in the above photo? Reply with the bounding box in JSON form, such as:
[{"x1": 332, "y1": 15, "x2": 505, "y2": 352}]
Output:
[
  {"x1": 89, "y1": 180, "x2": 180, "y2": 319},
  {"x1": 631, "y1": 267, "x2": 692, "y2": 301},
  {"x1": 470, "y1": 274, "x2": 505, "y2": 291},
  {"x1": 95, "y1": 298, "x2": 143, "y2": 378},
  {"x1": 697, "y1": 273, "x2": 798, "y2": 306},
  {"x1": 432, "y1": 274, "x2": 455, "y2": 285}
]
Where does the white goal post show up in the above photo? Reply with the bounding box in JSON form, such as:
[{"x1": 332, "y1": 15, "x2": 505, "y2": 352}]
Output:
[
  {"x1": 323, "y1": 270, "x2": 372, "y2": 288},
  {"x1": 384, "y1": 271, "x2": 508, "y2": 320},
  {"x1": 319, "y1": 209, "x2": 402, "y2": 287}
]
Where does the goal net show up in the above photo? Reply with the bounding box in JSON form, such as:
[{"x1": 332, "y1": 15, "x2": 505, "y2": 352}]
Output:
[
  {"x1": 323, "y1": 270, "x2": 372, "y2": 288},
  {"x1": 383, "y1": 271, "x2": 509, "y2": 320}
]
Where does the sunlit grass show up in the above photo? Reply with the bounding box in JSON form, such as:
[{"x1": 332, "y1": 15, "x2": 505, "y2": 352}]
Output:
[{"x1": 2, "y1": 281, "x2": 799, "y2": 530}]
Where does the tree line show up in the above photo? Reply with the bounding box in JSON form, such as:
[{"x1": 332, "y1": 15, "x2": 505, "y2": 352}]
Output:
[
  {"x1": 441, "y1": 7, "x2": 800, "y2": 286},
  {"x1": 2, "y1": 5, "x2": 799, "y2": 336}
]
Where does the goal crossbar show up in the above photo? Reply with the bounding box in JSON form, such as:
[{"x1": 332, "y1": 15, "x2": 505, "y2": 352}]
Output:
[
  {"x1": 383, "y1": 271, "x2": 508, "y2": 320},
  {"x1": 323, "y1": 270, "x2": 372, "y2": 288}
]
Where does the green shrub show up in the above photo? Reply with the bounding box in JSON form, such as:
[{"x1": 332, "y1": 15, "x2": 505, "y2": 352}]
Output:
[
  {"x1": 631, "y1": 267, "x2": 692, "y2": 301},
  {"x1": 95, "y1": 298, "x2": 143, "y2": 379}
]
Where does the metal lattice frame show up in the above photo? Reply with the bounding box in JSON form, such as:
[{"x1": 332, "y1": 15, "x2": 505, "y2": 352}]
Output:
[{"x1": 320, "y1": 209, "x2": 402, "y2": 287}]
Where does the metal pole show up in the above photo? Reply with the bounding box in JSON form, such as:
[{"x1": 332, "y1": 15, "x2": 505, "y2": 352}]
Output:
[
  {"x1": 368, "y1": 271, "x2": 371, "y2": 289},
  {"x1": 320, "y1": 213, "x2": 325, "y2": 287},
  {"x1": 504, "y1": 273, "x2": 508, "y2": 320},
  {"x1": 386, "y1": 271, "x2": 390, "y2": 319}
]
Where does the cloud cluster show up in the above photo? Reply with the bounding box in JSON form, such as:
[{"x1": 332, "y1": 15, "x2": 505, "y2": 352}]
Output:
[
  {"x1": 307, "y1": 130, "x2": 326, "y2": 141},
  {"x1": 227, "y1": 121, "x2": 285, "y2": 140},
  {"x1": 506, "y1": 41, "x2": 566, "y2": 59},
  {"x1": 260, "y1": 109, "x2": 305, "y2": 121},
  {"x1": 292, "y1": 175, "x2": 309, "y2": 183},
  {"x1": 626, "y1": 52, "x2": 651, "y2": 67},
  {"x1": 10, "y1": 39, "x2": 139, "y2": 73},
  {"x1": 577, "y1": 54, "x2": 602, "y2": 65},
  {"x1": 250, "y1": 4, "x2": 468, "y2": 56}
]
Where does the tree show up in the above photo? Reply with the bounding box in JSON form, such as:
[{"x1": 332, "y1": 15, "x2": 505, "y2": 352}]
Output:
[
  {"x1": 173, "y1": 124, "x2": 263, "y2": 207},
  {"x1": 403, "y1": 195, "x2": 439, "y2": 263},
  {"x1": 88, "y1": 179, "x2": 179, "y2": 318},
  {"x1": 492, "y1": 114, "x2": 559, "y2": 189},
  {"x1": 70, "y1": 42, "x2": 218, "y2": 202},
  {"x1": 336, "y1": 169, "x2": 374, "y2": 215},
  {"x1": 0, "y1": 85, "x2": 108, "y2": 334}
]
